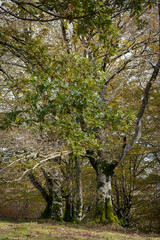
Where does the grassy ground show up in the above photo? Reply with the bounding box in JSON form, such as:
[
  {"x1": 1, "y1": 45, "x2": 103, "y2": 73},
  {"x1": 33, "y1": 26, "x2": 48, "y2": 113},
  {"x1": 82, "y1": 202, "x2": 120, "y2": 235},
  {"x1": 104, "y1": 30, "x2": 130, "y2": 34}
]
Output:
[{"x1": 0, "y1": 219, "x2": 159, "y2": 240}]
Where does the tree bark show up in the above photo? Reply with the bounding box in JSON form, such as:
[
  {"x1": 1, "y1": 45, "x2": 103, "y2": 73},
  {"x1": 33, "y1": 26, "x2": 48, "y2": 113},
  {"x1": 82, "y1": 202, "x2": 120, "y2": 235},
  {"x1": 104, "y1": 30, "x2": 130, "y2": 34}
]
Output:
[
  {"x1": 63, "y1": 194, "x2": 74, "y2": 222},
  {"x1": 28, "y1": 171, "x2": 53, "y2": 218},
  {"x1": 95, "y1": 162, "x2": 118, "y2": 224},
  {"x1": 86, "y1": 150, "x2": 118, "y2": 223},
  {"x1": 41, "y1": 201, "x2": 52, "y2": 219},
  {"x1": 28, "y1": 168, "x2": 63, "y2": 221},
  {"x1": 51, "y1": 168, "x2": 63, "y2": 221},
  {"x1": 74, "y1": 156, "x2": 83, "y2": 223},
  {"x1": 41, "y1": 168, "x2": 53, "y2": 218}
]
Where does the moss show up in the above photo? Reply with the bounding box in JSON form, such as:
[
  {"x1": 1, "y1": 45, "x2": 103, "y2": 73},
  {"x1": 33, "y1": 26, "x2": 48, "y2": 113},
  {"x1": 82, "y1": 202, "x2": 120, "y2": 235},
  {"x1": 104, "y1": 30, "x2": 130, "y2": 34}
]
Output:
[
  {"x1": 94, "y1": 198, "x2": 118, "y2": 225},
  {"x1": 72, "y1": 201, "x2": 83, "y2": 223},
  {"x1": 95, "y1": 200, "x2": 107, "y2": 224},
  {"x1": 52, "y1": 196, "x2": 63, "y2": 222},
  {"x1": 101, "y1": 162, "x2": 115, "y2": 176},
  {"x1": 105, "y1": 198, "x2": 118, "y2": 224}
]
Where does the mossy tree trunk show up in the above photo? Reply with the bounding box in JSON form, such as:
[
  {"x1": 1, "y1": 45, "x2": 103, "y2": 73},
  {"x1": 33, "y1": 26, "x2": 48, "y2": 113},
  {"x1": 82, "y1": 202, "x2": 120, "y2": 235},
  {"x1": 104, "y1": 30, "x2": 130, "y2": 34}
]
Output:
[
  {"x1": 63, "y1": 153, "x2": 75, "y2": 222},
  {"x1": 95, "y1": 164, "x2": 118, "y2": 224},
  {"x1": 28, "y1": 167, "x2": 63, "y2": 221},
  {"x1": 86, "y1": 150, "x2": 118, "y2": 224},
  {"x1": 51, "y1": 168, "x2": 63, "y2": 222},
  {"x1": 74, "y1": 156, "x2": 83, "y2": 223},
  {"x1": 40, "y1": 168, "x2": 53, "y2": 218}
]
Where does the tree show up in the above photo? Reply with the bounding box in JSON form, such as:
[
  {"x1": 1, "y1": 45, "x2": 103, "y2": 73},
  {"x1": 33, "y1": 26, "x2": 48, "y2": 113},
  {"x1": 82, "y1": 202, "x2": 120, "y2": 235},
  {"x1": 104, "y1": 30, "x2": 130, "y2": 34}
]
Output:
[
  {"x1": 112, "y1": 151, "x2": 157, "y2": 227},
  {"x1": 0, "y1": 0, "x2": 159, "y2": 224},
  {"x1": 132, "y1": 166, "x2": 160, "y2": 232}
]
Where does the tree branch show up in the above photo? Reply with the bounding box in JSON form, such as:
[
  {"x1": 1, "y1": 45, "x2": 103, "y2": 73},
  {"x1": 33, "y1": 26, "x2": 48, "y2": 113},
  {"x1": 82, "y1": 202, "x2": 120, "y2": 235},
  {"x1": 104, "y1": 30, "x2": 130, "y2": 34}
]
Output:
[
  {"x1": 119, "y1": 57, "x2": 160, "y2": 162},
  {"x1": 1, "y1": 151, "x2": 70, "y2": 182},
  {"x1": 116, "y1": 1, "x2": 160, "y2": 163},
  {"x1": 28, "y1": 172, "x2": 49, "y2": 202},
  {"x1": 105, "y1": 59, "x2": 132, "y2": 86}
]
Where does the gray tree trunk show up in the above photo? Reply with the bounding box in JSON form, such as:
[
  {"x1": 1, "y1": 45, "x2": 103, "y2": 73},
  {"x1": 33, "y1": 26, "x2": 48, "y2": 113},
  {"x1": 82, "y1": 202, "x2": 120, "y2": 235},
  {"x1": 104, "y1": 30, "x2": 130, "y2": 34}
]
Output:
[
  {"x1": 51, "y1": 168, "x2": 63, "y2": 222},
  {"x1": 95, "y1": 163, "x2": 118, "y2": 224},
  {"x1": 86, "y1": 150, "x2": 118, "y2": 223},
  {"x1": 74, "y1": 156, "x2": 83, "y2": 223},
  {"x1": 75, "y1": 157, "x2": 83, "y2": 222}
]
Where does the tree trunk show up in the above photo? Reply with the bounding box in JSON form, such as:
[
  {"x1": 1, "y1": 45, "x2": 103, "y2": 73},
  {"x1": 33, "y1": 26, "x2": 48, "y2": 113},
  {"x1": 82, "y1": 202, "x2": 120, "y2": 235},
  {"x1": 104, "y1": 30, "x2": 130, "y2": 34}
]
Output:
[
  {"x1": 74, "y1": 156, "x2": 83, "y2": 223},
  {"x1": 41, "y1": 168, "x2": 53, "y2": 218},
  {"x1": 41, "y1": 200, "x2": 52, "y2": 218},
  {"x1": 63, "y1": 194, "x2": 74, "y2": 222},
  {"x1": 86, "y1": 151, "x2": 118, "y2": 224},
  {"x1": 95, "y1": 164, "x2": 118, "y2": 224},
  {"x1": 28, "y1": 169, "x2": 63, "y2": 221},
  {"x1": 63, "y1": 154, "x2": 75, "y2": 222},
  {"x1": 51, "y1": 168, "x2": 63, "y2": 222},
  {"x1": 28, "y1": 172, "x2": 52, "y2": 219}
]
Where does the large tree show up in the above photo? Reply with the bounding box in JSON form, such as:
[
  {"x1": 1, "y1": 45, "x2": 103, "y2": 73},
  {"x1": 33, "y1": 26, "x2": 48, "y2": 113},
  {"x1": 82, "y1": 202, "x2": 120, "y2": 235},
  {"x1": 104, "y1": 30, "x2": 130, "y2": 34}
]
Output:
[{"x1": 0, "y1": 0, "x2": 159, "y2": 224}]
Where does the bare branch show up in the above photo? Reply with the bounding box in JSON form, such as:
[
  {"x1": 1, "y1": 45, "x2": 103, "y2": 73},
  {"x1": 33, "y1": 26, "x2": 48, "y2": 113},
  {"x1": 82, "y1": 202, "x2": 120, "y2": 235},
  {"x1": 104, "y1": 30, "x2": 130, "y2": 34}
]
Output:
[
  {"x1": 105, "y1": 59, "x2": 132, "y2": 86},
  {"x1": 0, "y1": 5, "x2": 57, "y2": 22},
  {"x1": 118, "y1": 57, "x2": 160, "y2": 161},
  {"x1": 1, "y1": 151, "x2": 71, "y2": 182},
  {"x1": 115, "y1": 1, "x2": 160, "y2": 163}
]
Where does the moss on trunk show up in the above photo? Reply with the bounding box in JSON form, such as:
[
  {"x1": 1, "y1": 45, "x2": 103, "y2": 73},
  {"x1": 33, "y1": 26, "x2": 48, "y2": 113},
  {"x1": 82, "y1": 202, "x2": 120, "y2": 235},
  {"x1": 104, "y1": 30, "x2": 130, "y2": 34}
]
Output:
[
  {"x1": 95, "y1": 199, "x2": 106, "y2": 224},
  {"x1": 52, "y1": 195, "x2": 63, "y2": 222},
  {"x1": 72, "y1": 201, "x2": 83, "y2": 223},
  {"x1": 105, "y1": 198, "x2": 118, "y2": 224},
  {"x1": 74, "y1": 156, "x2": 83, "y2": 223},
  {"x1": 94, "y1": 198, "x2": 118, "y2": 224}
]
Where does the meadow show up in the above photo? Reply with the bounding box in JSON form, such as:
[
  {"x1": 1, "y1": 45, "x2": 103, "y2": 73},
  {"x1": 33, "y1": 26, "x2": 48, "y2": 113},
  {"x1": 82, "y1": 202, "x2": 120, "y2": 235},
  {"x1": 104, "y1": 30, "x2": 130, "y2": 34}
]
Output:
[{"x1": 0, "y1": 219, "x2": 159, "y2": 240}]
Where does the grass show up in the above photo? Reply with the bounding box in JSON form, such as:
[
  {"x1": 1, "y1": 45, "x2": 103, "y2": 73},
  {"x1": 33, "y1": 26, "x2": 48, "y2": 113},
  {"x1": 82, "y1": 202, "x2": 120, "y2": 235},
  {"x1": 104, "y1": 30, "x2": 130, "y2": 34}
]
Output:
[{"x1": 0, "y1": 219, "x2": 159, "y2": 240}]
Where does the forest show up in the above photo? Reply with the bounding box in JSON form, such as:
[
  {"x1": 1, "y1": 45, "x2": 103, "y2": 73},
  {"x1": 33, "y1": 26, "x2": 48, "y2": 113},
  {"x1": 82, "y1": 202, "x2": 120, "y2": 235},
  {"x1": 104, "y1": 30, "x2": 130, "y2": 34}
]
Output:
[{"x1": 0, "y1": 0, "x2": 160, "y2": 235}]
